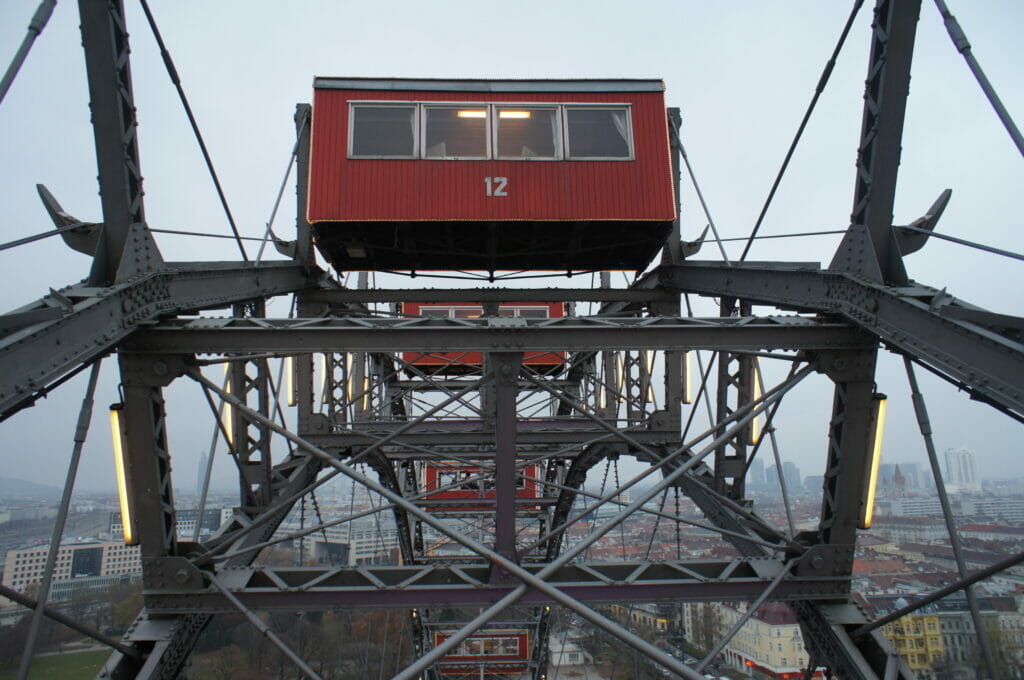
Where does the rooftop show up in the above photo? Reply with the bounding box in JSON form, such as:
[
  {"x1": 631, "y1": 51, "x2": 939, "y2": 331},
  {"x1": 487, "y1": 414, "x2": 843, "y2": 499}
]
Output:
[{"x1": 313, "y1": 77, "x2": 665, "y2": 93}]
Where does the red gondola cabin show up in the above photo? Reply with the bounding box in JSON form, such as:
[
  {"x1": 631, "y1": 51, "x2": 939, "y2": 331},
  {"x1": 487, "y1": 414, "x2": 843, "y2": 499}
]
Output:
[
  {"x1": 400, "y1": 301, "x2": 566, "y2": 374},
  {"x1": 421, "y1": 461, "x2": 541, "y2": 512},
  {"x1": 308, "y1": 78, "x2": 676, "y2": 272},
  {"x1": 433, "y1": 629, "x2": 530, "y2": 676}
]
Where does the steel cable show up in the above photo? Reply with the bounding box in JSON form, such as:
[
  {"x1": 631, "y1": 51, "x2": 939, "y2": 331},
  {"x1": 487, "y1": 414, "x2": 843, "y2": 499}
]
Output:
[
  {"x1": 137, "y1": 0, "x2": 249, "y2": 260},
  {"x1": 933, "y1": 0, "x2": 1024, "y2": 159},
  {"x1": 0, "y1": 0, "x2": 57, "y2": 106},
  {"x1": 739, "y1": 0, "x2": 865, "y2": 261}
]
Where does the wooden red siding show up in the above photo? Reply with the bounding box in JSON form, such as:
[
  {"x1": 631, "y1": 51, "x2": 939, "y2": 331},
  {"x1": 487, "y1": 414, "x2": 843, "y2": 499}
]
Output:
[{"x1": 308, "y1": 89, "x2": 675, "y2": 223}]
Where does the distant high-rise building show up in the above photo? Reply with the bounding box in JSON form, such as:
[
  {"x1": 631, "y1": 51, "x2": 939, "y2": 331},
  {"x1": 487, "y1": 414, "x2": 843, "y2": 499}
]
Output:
[
  {"x1": 899, "y1": 462, "x2": 923, "y2": 490},
  {"x1": 782, "y1": 462, "x2": 803, "y2": 494},
  {"x1": 880, "y1": 462, "x2": 926, "y2": 493},
  {"x1": 196, "y1": 451, "x2": 208, "y2": 497},
  {"x1": 748, "y1": 457, "x2": 766, "y2": 490},
  {"x1": 944, "y1": 447, "x2": 981, "y2": 492},
  {"x1": 768, "y1": 462, "x2": 803, "y2": 495}
]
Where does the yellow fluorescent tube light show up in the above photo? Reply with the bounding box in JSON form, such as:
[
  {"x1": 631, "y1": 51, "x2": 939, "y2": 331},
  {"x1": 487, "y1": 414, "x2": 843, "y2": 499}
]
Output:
[
  {"x1": 859, "y1": 393, "x2": 888, "y2": 530},
  {"x1": 222, "y1": 364, "x2": 234, "y2": 446},
  {"x1": 319, "y1": 353, "x2": 329, "y2": 404},
  {"x1": 109, "y1": 403, "x2": 138, "y2": 546},
  {"x1": 682, "y1": 351, "x2": 693, "y2": 404},
  {"x1": 749, "y1": 363, "x2": 763, "y2": 446},
  {"x1": 457, "y1": 110, "x2": 486, "y2": 118},
  {"x1": 499, "y1": 110, "x2": 531, "y2": 119},
  {"x1": 286, "y1": 356, "x2": 296, "y2": 407}
]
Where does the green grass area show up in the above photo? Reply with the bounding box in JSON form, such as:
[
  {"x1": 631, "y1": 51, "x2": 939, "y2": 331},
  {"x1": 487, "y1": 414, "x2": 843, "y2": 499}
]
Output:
[{"x1": 0, "y1": 649, "x2": 109, "y2": 680}]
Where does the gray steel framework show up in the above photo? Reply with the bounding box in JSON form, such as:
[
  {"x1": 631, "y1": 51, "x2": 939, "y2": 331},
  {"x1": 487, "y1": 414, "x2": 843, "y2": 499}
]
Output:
[{"x1": 1, "y1": 1, "x2": 1022, "y2": 679}]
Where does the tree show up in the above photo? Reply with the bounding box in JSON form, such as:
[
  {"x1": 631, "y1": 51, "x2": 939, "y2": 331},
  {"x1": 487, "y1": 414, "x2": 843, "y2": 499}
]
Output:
[{"x1": 690, "y1": 603, "x2": 724, "y2": 654}]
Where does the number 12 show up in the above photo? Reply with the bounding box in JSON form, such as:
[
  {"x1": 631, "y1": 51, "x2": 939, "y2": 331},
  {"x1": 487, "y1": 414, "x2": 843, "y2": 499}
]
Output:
[{"x1": 485, "y1": 176, "x2": 508, "y2": 197}]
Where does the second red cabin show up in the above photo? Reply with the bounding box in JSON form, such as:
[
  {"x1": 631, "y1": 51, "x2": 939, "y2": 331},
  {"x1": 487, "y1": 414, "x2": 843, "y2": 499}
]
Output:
[{"x1": 400, "y1": 301, "x2": 566, "y2": 374}]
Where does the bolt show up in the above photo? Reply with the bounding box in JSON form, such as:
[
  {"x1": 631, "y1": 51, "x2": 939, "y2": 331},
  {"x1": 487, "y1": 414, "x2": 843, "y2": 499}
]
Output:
[
  {"x1": 811, "y1": 555, "x2": 825, "y2": 570},
  {"x1": 174, "y1": 569, "x2": 190, "y2": 584},
  {"x1": 153, "y1": 361, "x2": 168, "y2": 376}
]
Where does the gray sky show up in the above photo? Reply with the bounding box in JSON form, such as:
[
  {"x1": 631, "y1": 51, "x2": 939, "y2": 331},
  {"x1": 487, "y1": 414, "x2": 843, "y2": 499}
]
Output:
[{"x1": 0, "y1": 1, "x2": 1021, "y2": 494}]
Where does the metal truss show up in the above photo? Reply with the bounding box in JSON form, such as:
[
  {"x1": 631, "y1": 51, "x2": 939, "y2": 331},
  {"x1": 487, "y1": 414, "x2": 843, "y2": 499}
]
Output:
[
  {"x1": 5, "y1": 1, "x2": 1024, "y2": 679},
  {"x1": 0, "y1": 260, "x2": 314, "y2": 422},
  {"x1": 141, "y1": 559, "x2": 848, "y2": 613},
  {"x1": 660, "y1": 262, "x2": 1024, "y2": 419}
]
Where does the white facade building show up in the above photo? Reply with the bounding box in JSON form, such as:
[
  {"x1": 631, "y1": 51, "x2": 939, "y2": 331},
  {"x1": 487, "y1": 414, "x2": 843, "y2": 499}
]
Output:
[{"x1": 944, "y1": 448, "x2": 981, "y2": 493}]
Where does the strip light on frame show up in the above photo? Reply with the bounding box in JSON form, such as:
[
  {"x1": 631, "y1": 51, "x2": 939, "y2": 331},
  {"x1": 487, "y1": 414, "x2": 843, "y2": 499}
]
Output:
[
  {"x1": 859, "y1": 393, "x2": 888, "y2": 530},
  {"x1": 286, "y1": 356, "x2": 296, "y2": 407},
  {"x1": 108, "y1": 403, "x2": 138, "y2": 546},
  {"x1": 749, "y1": 362, "x2": 764, "y2": 446},
  {"x1": 681, "y1": 351, "x2": 693, "y2": 405},
  {"x1": 222, "y1": 363, "x2": 233, "y2": 446}
]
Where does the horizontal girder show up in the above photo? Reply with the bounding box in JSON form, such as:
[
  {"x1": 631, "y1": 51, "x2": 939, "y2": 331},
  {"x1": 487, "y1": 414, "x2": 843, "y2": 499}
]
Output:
[
  {"x1": 124, "y1": 314, "x2": 872, "y2": 353},
  {"x1": 661, "y1": 262, "x2": 1024, "y2": 417},
  {"x1": 0, "y1": 261, "x2": 316, "y2": 420},
  {"x1": 143, "y1": 559, "x2": 849, "y2": 613},
  {"x1": 301, "y1": 287, "x2": 679, "y2": 305}
]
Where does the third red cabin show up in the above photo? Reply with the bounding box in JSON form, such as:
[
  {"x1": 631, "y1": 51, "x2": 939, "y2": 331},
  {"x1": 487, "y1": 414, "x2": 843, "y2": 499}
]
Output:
[
  {"x1": 308, "y1": 78, "x2": 676, "y2": 272},
  {"x1": 421, "y1": 462, "x2": 541, "y2": 512}
]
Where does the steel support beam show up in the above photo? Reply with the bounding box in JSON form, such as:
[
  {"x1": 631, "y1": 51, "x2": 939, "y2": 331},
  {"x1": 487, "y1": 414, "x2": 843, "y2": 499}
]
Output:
[
  {"x1": 490, "y1": 352, "x2": 522, "y2": 573},
  {"x1": 0, "y1": 261, "x2": 315, "y2": 421}
]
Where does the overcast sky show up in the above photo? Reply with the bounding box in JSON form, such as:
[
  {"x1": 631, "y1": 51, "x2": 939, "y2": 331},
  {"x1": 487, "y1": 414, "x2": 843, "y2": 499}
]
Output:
[{"x1": 0, "y1": 1, "x2": 1021, "y2": 496}]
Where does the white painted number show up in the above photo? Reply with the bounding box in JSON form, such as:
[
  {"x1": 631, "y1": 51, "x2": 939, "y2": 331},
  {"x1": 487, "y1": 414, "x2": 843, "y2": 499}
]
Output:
[{"x1": 485, "y1": 176, "x2": 508, "y2": 197}]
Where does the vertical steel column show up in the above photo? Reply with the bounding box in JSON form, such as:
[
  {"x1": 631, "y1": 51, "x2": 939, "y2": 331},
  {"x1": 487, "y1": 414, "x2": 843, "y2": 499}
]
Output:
[
  {"x1": 661, "y1": 107, "x2": 684, "y2": 265},
  {"x1": 713, "y1": 298, "x2": 752, "y2": 499},
  {"x1": 229, "y1": 300, "x2": 274, "y2": 510},
  {"x1": 655, "y1": 129, "x2": 685, "y2": 429},
  {"x1": 118, "y1": 353, "x2": 179, "y2": 559},
  {"x1": 352, "y1": 272, "x2": 369, "y2": 421},
  {"x1": 491, "y1": 352, "x2": 523, "y2": 575},
  {"x1": 831, "y1": 0, "x2": 922, "y2": 285},
  {"x1": 621, "y1": 351, "x2": 645, "y2": 423},
  {"x1": 598, "y1": 272, "x2": 618, "y2": 421},
  {"x1": 294, "y1": 104, "x2": 314, "y2": 268},
  {"x1": 77, "y1": 0, "x2": 162, "y2": 286},
  {"x1": 816, "y1": 350, "x2": 878, "y2": 558}
]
